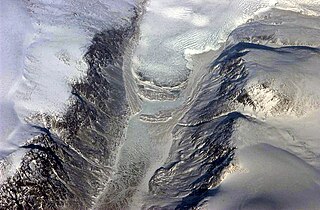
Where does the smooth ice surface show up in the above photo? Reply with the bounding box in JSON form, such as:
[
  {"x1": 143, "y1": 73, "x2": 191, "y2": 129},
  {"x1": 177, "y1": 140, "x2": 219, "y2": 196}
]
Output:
[
  {"x1": 208, "y1": 143, "x2": 320, "y2": 210},
  {"x1": 0, "y1": 0, "x2": 33, "y2": 156}
]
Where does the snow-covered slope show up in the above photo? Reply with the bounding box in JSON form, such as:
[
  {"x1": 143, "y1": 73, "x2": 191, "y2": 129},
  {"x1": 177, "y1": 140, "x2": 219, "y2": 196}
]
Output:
[
  {"x1": 1, "y1": 0, "x2": 137, "y2": 154},
  {"x1": 2, "y1": 0, "x2": 320, "y2": 209},
  {"x1": 1, "y1": 0, "x2": 141, "y2": 209},
  {"x1": 131, "y1": 0, "x2": 320, "y2": 99},
  {"x1": 188, "y1": 8, "x2": 320, "y2": 209},
  {"x1": 135, "y1": 5, "x2": 320, "y2": 209},
  {"x1": 207, "y1": 143, "x2": 320, "y2": 209}
]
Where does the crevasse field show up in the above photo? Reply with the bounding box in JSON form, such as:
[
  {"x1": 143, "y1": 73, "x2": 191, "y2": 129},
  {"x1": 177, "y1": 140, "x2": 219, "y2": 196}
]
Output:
[{"x1": 1, "y1": 0, "x2": 320, "y2": 209}]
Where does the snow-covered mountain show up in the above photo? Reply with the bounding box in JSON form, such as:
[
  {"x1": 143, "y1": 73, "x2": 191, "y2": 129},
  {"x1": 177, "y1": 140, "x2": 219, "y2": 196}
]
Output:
[{"x1": 1, "y1": 0, "x2": 320, "y2": 209}]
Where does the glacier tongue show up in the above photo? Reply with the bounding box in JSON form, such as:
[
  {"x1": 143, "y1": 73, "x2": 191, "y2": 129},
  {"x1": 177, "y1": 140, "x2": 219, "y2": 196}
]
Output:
[
  {"x1": 130, "y1": 0, "x2": 320, "y2": 93},
  {"x1": 2, "y1": 0, "x2": 320, "y2": 209},
  {"x1": 132, "y1": 0, "x2": 279, "y2": 94}
]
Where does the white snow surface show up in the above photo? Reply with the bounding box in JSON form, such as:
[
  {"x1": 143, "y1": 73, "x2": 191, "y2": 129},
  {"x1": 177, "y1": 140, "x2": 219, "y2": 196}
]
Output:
[
  {"x1": 209, "y1": 103, "x2": 320, "y2": 209},
  {"x1": 2, "y1": 0, "x2": 320, "y2": 207},
  {"x1": 132, "y1": 0, "x2": 320, "y2": 87},
  {"x1": 207, "y1": 143, "x2": 320, "y2": 210},
  {"x1": 0, "y1": 0, "x2": 136, "y2": 157}
]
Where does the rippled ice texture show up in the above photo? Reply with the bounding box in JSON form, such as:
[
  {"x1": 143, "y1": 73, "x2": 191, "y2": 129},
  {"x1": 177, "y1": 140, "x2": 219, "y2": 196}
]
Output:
[
  {"x1": 132, "y1": 0, "x2": 320, "y2": 87},
  {"x1": 2, "y1": 0, "x2": 320, "y2": 208}
]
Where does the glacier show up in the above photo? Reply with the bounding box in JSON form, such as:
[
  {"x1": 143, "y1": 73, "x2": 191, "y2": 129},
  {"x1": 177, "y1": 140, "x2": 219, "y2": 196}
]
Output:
[{"x1": 1, "y1": 0, "x2": 320, "y2": 209}]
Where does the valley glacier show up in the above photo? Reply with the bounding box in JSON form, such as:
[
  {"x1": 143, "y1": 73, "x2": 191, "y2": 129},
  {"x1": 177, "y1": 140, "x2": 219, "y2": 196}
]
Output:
[{"x1": 1, "y1": 0, "x2": 320, "y2": 209}]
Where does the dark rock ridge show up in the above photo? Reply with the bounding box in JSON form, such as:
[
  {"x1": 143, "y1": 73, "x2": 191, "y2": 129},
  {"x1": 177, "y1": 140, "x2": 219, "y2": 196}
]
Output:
[
  {"x1": 148, "y1": 42, "x2": 320, "y2": 209},
  {"x1": 228, "y1": 8, "x2": 320, "y2": 47},
  {"x1": 0, "y1": 22, "x2": 137, "y2": 210},
  {"x1": 2, "y1": 6, "x2": 320, "y2": 210},
  {"x1": 147, "y1": 43, "x2": 249, "y2": 209}
]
